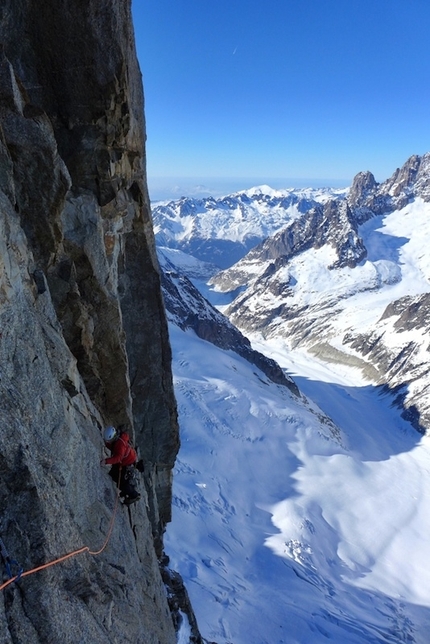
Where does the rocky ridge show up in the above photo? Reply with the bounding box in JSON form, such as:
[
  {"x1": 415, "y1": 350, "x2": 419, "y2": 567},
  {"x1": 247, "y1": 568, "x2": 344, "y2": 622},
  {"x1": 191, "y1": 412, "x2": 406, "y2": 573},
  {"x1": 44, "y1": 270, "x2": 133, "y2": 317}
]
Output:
[
  {"x1": 210, "y1": 198, "x2": 366, "y2": 294},
  {"x1": 152, "y1": 186, "x2": 347, "y2": 269},
  {"x1": 348, "y1": 153, "x2": 430, "y2": 219},
  {"x1": 208, "y1": 154, "x2": 430, "y2": 432},
  {"x1": 159, "y1": 253, "x2": 299, "y2": 396},
  {"x1": 0, "y1": 1, "x2": 202, "y2": 642}
]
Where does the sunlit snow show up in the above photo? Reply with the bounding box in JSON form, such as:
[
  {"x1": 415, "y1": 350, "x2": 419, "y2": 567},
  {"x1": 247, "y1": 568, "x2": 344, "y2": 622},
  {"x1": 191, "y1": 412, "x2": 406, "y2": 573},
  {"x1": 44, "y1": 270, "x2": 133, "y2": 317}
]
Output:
[
  {"x1": 165, "y1": 325, "x2": 430, "y2": 644},
  {"x1": 161, "y1": 183, "x2": 430, "y2": 643},
  {"x1": 152, "y1": 187, "x2": 347, "y2": 249}
]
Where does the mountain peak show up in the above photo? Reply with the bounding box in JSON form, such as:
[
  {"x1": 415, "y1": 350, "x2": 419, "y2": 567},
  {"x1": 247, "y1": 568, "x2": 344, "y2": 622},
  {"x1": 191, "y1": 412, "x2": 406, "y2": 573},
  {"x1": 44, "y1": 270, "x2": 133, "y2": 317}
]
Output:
[
  {"x1": 349, "y1": 170, "x2": 378, "y2": 206},
  {"x1": 152, "y1": 185, "x2": 347, "y2": 269},
  {"x1": 382, "y1": 153, "x2": 430, "y2": 201}
]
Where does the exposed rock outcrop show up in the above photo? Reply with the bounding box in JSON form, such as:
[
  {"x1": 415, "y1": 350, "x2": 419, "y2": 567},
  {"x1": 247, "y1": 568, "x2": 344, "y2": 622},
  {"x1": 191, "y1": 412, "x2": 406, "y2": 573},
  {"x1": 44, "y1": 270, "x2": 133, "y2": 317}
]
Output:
[
  {"x1": 152, "y1": 187, "x2": 347, "y2": 269},
  {"x1": 348, "y1": 152, "x2": 430, "y2": 217},
  {"x1": 160, "y1": 263, "x2": 299, "y2": 395},
  {"x1": 343, "y1": 291, "x2": 430, "y2": 433},
  {"x1": 0, "y1": 1, "x2": 192, "y2": 642},
  {"x1": 210, "y1": 198, "x2": 366, "y2": 294},
  {"x1": 207, "y1": 153, "x2": 430, "y2": 435}
]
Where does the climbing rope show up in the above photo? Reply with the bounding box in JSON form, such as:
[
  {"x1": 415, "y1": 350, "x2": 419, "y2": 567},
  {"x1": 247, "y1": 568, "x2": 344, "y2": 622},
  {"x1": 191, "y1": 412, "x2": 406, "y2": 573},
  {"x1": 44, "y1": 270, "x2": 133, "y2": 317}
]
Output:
[
  {"x1": 88, "y1": 477, "x2": 121, "y2": 557},
  {"x1": 0, "y1": 467, "x2": 123, "y2": 592}
]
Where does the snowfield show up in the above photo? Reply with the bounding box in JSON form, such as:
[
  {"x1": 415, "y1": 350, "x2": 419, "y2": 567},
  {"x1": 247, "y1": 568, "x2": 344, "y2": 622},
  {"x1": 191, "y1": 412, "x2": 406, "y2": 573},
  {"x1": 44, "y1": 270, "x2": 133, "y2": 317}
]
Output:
[
  {"x1": 159, "y1": 168, "x2": 430, "y2": 643},
  {"x1": 165, "y1": 324, "x2": 430, "y2": 644},
  {"x1": 219, "y1": 197, "x2": 430, "y2": 344}
]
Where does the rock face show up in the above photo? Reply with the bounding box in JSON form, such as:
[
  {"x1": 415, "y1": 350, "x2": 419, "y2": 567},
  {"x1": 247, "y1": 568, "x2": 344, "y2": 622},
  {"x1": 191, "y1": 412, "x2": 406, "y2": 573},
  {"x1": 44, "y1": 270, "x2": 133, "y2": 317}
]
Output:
[
  {"x1": 211, "y1": 198, "x2": 366, "y2": 294},
  {"x1": 347, "y1": 153, "x2": 430, "y2": 219},
  {"x1": 0, "y1": 1, "x2": 186, "y2": 642}
]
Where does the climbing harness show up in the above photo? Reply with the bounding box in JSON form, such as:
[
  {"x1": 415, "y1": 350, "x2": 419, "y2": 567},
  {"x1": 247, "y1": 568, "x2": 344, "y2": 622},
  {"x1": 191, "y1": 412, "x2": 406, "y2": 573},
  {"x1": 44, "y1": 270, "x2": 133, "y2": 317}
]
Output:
[{"x1": 0, "y1": 467, "x2": 123, "y2": 593}]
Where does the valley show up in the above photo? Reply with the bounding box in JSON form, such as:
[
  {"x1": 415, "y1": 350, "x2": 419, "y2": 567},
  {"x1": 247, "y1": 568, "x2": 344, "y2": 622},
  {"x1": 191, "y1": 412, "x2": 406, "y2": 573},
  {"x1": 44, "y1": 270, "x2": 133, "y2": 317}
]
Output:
[{"x1": 158, "y1": 153, "x2": 430, "y2": 642}]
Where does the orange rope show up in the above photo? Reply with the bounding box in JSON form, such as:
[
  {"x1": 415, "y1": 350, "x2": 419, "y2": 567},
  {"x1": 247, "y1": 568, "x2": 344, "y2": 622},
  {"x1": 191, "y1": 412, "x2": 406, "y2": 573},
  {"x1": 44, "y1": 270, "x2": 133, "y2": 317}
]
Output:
[
  {"x1": 88, "y1": 482, "x2": 121, "y2": 556},
  {"x1": 0, "y1": 468, "x2": 123, "y2": 592},
  {"x1": 0, "y1": 547, "x2": 90, "y2": 592}
]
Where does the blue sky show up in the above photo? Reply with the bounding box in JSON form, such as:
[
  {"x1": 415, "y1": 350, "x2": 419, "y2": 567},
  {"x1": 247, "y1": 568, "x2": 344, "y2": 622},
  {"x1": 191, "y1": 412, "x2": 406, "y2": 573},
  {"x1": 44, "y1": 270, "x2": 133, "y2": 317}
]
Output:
[{"x1": 132, "y1": 0, "x2": 430, "y2": 200}]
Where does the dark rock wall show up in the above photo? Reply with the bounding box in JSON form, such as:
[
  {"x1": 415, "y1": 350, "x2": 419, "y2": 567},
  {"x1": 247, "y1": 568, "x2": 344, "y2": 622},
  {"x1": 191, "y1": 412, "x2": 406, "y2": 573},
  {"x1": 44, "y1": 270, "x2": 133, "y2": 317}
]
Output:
[{"x1": 0, "y1": 0, "x2": 180, "y2": 641}]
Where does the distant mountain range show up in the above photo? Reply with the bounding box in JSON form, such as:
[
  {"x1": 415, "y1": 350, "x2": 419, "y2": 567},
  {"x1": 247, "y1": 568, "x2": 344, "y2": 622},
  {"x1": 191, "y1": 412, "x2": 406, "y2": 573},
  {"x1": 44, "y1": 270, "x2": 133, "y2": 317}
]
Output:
[
  {"x1": 156, "y1": 153, "x2": 430, "y2": 434},
  {"x1": 153, "y1": 185, "x2": 347, "y2": 268}
]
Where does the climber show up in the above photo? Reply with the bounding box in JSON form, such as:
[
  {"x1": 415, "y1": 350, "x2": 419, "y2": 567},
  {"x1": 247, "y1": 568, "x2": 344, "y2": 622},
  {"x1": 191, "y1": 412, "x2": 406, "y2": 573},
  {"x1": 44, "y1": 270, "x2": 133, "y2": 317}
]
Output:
[{"x1": 101, "y1": 426, "x2": 141, "y2": 506}]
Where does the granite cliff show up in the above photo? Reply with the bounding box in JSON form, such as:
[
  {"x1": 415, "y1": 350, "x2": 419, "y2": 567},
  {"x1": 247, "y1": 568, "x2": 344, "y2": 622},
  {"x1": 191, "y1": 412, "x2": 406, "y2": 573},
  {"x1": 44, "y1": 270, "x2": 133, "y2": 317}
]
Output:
[{"x1": 0, "y1": 1, "x2": 193, "y2": 642}]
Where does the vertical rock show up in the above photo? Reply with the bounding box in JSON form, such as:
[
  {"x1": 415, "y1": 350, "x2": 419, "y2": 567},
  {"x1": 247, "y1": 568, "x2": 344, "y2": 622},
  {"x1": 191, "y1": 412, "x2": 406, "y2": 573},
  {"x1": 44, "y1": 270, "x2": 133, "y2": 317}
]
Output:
[
  {"x1": 1, "y1": 0, "x2": 179, "y2": 526},
  {"x1": 0, "y1": 0, "x2": 182, "y2": 641}
]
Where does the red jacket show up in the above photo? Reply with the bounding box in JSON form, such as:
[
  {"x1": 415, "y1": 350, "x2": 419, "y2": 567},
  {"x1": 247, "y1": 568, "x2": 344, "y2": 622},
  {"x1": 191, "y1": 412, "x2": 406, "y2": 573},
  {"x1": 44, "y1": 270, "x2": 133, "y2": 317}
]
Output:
[{"x1": 104, "y1": 433, "x2": 137, "y2": 466}]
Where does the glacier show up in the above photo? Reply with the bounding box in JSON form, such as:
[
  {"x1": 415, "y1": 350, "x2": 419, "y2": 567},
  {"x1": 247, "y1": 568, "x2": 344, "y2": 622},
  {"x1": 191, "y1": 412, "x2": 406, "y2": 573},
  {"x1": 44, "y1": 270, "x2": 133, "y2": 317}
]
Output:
[
  {"x1": 165, "y1": 323, "x2": 430, "y2": 643},
  {"x1": 160, "y1": 155, "x2": 430, "y2": 642}
]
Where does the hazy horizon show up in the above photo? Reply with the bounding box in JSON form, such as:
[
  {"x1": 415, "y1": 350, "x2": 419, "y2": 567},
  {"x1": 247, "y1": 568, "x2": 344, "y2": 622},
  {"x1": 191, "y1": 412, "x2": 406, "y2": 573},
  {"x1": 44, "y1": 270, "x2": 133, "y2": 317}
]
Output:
[{"x1": 148, "y1": 175, "x2": 353, "y2": 202}]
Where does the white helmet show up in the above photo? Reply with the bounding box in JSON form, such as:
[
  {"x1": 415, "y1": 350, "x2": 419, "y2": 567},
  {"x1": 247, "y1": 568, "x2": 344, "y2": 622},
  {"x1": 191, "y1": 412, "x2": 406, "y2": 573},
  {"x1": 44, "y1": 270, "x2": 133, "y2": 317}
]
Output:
[{"x1": 103, "y1": 426, "x2": 118, "y2": 443}]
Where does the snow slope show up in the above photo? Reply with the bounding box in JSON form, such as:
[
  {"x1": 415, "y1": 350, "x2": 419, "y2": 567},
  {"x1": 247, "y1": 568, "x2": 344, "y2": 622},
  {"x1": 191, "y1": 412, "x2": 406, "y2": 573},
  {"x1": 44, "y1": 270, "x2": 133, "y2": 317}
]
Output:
[
  {"x1": 215, "y1": 195, "x2": 430, "y2": 332},
  {"x1": 165, "y1": 324, "x2": 430, "y2": 644},
  {"x1": 214, "y1": 194, "x2": 430, "y2": 430}
]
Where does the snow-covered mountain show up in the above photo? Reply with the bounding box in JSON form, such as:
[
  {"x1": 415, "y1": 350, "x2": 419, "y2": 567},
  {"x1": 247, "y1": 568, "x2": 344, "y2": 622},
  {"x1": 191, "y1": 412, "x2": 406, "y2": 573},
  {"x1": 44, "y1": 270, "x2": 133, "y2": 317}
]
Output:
[
  {"x1": 153, "y1": 186, "x2": 348, "y2": 269},
  {"x1": 164, "y1": 313, "x2": 430, "y2": 644},
  {"x1": 158, "y1": 250, "x2": 299, "y2": 395},
  {"x1": 157, "y1": 152, "x2": 430, "y2": 643},
  {"x1": 209, "y1": 153, "x2": 430, "y2": 433}
]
